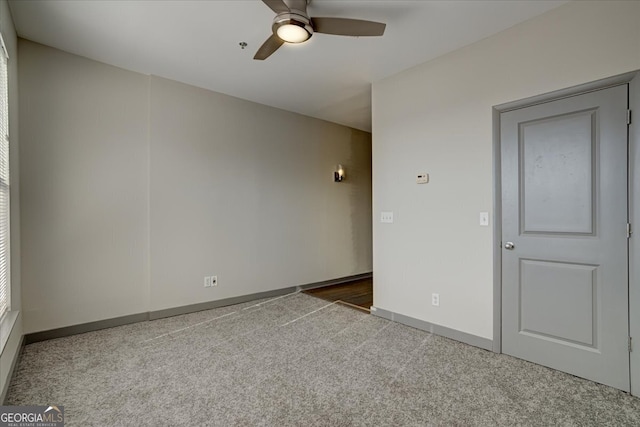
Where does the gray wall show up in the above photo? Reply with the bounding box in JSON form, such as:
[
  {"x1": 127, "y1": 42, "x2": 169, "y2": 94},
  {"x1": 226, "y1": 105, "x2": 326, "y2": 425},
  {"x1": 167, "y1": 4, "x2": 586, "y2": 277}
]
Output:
[
  {"x1": 149, "y1": 76, "x2": 372, "y2": 311},
  {"x1": 19, "y1": 41, "x2": 372, "y2": 333},
  {"x1": 0, "y1": 0, "x2": 21, "y2": 400},
  {"x1": 19, "y1": 41, "x2": 149, "y2": 333},
  {"x1": 372, "y1": 0, "x2": 640, "y2": 340}
]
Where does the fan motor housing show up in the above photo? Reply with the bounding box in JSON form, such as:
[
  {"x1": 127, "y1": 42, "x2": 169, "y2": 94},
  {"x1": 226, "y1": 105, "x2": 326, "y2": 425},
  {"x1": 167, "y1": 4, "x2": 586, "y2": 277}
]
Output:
[{"x1": 272, "y1": 12, "x2": 314, "y2": 43}]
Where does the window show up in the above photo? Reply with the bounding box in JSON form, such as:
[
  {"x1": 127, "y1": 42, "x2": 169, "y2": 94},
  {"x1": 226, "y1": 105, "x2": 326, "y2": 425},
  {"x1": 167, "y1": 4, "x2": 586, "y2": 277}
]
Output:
[{"x1": 0, "y1": 34, "x2": 9, "y2": 319}]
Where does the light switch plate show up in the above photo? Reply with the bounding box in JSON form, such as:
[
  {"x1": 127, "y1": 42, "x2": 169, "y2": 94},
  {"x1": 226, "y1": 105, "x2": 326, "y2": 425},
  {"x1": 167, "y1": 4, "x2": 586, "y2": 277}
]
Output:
[
  {"x1": 381, "y1": 211, "x2": 394, "y2": 223},
  {"x1": 479, "y1": 212, "x2": 489, "y2": 226}
]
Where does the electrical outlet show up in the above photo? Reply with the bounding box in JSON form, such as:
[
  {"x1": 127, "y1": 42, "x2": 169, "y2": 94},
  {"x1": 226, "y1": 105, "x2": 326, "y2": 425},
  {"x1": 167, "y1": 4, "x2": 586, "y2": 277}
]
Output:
[
  {"x1": 204, "y1": 276, "x2": 211, "y2": 288},
  {"x1": 431, "y1": 293, "x2": 440, "y2": 307},
  {"x1": 211, "y1": 276, "x2": 218, "y2": 287}
]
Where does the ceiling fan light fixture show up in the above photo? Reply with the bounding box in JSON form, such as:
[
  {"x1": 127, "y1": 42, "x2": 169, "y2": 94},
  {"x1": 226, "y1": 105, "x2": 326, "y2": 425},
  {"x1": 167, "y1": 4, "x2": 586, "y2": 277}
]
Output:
[
  {"x1": 277, "y1": 23, "x2": 310, "y2": 43},
  {"x1": 255, "y1": 0, "x2": 385, "y2": 61},
  {"x1": 272, "y1": 13, "x2": 313, "y2": 44}
]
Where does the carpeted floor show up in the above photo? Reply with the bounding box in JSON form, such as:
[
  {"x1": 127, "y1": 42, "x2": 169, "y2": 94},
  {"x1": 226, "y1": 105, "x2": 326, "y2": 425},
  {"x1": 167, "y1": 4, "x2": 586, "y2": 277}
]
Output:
[{"x1": 6, "y1": 292, "x2": 640, "y2": 426}]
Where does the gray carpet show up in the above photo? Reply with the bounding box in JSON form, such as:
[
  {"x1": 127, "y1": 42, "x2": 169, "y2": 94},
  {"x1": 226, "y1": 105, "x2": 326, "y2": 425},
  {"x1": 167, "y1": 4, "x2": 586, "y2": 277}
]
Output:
[{"x1": 6, "y1": 292, "x2": 640, "y2": 426}]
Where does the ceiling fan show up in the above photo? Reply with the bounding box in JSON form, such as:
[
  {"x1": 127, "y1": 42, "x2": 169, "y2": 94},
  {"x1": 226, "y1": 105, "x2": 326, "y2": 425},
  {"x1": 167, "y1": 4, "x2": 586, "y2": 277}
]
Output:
[{"x1": 254, "y1": 0, "x2": 386, "y2": 60}]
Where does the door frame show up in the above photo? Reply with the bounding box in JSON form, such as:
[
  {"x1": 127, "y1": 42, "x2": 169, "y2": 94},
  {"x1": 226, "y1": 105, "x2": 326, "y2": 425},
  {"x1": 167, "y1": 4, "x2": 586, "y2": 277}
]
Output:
[{"x1": 492, "y1": 70, "x2": 640, "y2": 396}]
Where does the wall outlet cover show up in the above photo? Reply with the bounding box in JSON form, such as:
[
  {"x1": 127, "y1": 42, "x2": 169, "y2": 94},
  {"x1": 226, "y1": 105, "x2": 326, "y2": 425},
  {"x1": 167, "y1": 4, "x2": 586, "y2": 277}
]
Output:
[{"x1": 431, "y1": 293, "x2": 440, "y2": 306}]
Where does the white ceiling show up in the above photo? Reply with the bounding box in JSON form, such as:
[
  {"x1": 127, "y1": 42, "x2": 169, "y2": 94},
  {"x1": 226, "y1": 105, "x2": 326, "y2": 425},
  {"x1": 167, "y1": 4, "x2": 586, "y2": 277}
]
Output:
[{"x1": 8, "y1": 0, "x2": 567, "y2": 132}]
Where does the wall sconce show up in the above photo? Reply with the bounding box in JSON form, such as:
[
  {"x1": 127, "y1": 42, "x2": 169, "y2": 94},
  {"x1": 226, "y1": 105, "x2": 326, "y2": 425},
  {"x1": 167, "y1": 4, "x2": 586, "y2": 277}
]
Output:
[{"x1": 334, "y1": 164, "x2": 345, "y2": 182}]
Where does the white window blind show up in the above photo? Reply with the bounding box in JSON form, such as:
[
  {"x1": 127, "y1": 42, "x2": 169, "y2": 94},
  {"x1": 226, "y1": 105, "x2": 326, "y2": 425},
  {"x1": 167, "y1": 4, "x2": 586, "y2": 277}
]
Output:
[{"x1": 0, "y1": 35, "x2": 9, "y2": 319}]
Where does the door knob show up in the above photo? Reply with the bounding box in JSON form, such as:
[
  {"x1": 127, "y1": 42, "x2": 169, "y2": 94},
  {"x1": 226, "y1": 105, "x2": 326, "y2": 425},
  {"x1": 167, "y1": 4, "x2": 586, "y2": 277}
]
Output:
[{"x1": 504, "y1": 242, "x2": 515, "y2": 250}]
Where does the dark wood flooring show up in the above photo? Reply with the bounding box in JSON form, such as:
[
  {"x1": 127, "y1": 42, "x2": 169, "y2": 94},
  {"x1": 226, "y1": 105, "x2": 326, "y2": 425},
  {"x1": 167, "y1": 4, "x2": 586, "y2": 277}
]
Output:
[{"x1": 303, "y1": 278, "x2": 373, "y2": 313}]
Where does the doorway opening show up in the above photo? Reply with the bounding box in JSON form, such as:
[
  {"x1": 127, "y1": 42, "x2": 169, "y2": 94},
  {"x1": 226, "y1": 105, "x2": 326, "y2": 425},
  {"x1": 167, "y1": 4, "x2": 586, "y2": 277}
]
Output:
[{"x1": 303, "y1": 277, "x2": 373, "y2": 312}]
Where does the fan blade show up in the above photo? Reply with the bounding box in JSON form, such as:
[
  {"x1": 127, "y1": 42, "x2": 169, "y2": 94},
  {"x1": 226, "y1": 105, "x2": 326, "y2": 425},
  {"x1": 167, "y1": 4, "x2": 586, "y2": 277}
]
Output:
[
  {"x1": 261, "y1": 0, "x2": 289, "y2": 14},
  {"x1": 311, "y1": 18, "x2": 386, "y2": 37},
  {"x1": 254, "y1": 35, "x2": 285, "y2": 60}
]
